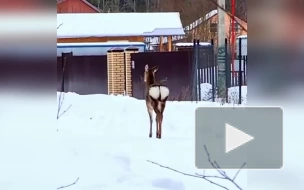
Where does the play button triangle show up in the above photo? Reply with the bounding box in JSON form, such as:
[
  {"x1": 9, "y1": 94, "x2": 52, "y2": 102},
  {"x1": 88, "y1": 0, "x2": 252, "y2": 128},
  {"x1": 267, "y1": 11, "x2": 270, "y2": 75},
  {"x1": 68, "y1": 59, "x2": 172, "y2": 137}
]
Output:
[{"x1": 225, "y1": 123, "x2": 254, "y2": 153}]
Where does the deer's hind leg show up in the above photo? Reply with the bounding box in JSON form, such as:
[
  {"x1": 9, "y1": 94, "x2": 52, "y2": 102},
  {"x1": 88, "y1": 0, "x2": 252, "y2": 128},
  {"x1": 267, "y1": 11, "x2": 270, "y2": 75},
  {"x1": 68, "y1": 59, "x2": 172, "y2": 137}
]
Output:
[
  {"x1": 158, "y1": 102, "x2": 166, "y2": 139},
  {"x1": 156, "y1": 114, "x2": 161, "y2": 138},
  {"x1": 147, "y1": 107, "x2": 153, "y2": 138},
  {"x1": 158, "y1": 113, "x2": 163, "y2": 139},
  {"x1": 155, "y1": 110, "x2": 162, "y2": 139}
]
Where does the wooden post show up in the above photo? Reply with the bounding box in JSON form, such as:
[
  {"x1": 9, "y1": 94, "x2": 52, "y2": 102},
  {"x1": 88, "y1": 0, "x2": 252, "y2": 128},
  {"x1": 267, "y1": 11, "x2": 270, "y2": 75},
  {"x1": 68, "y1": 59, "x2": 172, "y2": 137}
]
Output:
[
  {"x1": 168, "y1": 36, "x2": 172, "y2": 51},
  {"x1": 159, "y1": 36, "x2": 163, "y2": 51}
]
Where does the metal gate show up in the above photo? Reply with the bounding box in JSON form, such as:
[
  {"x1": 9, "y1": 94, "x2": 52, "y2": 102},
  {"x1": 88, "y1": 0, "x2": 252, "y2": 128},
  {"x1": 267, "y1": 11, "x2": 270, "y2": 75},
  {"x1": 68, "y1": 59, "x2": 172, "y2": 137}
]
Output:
[{"x1": 191, "y1": 40, "x2": 216, "y2": 101}]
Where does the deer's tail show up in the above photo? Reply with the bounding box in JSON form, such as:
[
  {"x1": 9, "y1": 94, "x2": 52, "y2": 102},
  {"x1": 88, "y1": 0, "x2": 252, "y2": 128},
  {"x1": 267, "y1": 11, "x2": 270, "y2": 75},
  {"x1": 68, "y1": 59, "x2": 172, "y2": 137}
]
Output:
[{"x1": 149, "y1": 85, "x2": 169, "y2": 102}]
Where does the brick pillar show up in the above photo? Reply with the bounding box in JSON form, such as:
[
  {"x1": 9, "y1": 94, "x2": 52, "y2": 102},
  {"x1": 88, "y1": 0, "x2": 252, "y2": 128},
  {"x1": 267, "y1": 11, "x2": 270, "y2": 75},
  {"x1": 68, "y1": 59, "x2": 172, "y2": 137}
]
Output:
[
  {"x1": 124, "y1": 47, "x2": 139, "y2": 96},
  {"x1": 107, "y1": 48, "x2": 125, "y2": 95},
  {"x1": 107, "y1": 49, "x2": 113, "y2": 94}
]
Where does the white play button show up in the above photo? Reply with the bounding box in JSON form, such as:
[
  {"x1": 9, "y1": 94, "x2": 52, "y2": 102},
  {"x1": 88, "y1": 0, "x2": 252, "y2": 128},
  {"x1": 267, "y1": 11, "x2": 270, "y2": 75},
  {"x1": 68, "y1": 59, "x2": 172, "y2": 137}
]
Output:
[{"x1": 225, "y1": 123, "x2": 254, "y2": 153}]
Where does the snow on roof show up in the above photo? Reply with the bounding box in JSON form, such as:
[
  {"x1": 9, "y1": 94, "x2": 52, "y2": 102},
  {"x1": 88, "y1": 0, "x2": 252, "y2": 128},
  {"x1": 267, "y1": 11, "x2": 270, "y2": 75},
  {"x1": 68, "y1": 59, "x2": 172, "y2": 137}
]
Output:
[
  {"x1": 57, "y1": 13, "x2": 185, "y2": 38},
  {"x1": 237, "y1": 35, "x2": 247, "y2": 39},
  {"x1": 57, "y1": 41, "x2": 145, "y2": 47},
  {"x1": 175, "y1": 42, "x2": 211, "y2": 47}
]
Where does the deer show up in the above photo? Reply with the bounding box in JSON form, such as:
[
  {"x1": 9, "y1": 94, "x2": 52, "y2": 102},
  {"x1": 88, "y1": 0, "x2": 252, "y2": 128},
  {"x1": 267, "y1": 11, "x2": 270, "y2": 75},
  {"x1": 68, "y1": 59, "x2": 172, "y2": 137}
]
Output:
[{"x1": 144, "y1": 64, "x2": 170, "y2": 139}]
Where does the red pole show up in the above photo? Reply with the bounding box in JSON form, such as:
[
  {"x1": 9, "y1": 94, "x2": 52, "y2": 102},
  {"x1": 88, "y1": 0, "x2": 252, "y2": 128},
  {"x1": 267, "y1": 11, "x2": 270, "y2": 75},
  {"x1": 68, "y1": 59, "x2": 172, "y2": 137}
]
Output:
[{"x1": 231, "y1": 0, "x2": 236, "y2": 76}]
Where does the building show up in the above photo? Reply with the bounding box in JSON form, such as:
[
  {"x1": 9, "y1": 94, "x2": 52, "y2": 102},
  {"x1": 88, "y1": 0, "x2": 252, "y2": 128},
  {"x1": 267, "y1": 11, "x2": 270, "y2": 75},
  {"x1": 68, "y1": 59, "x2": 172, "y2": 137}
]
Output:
[
  {"x1": 57, "y1": 0, "x2": 101, "y2": 13},
  {"x1": 184, "y1": 10, "x2": 247, "y2": 44},
  {"x1": 57, "y1": 12, "x2": 185, "y2": 51},
  {"x1": 148, "y1": 10, "x2": 247, "y2": 49}
]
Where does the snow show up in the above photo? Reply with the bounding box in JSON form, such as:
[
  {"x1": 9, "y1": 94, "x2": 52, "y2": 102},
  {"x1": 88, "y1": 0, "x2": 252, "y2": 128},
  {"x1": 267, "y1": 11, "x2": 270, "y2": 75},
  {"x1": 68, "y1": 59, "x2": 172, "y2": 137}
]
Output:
[
  {"x1": 228, "y1": 86, "x2": 247, "y2": 104},
  {"x1": 57, "y1": 13, "x2": 185, "y2": 38},
  {"x1": 237, "y1": 35, "x2": 247, "y2": 39},
  {"x1": 199, "y1": 83, "x2": 247, "y2": 105},
  {"x1": 0, "y1": 92, "x2": 250, "y2": 190},
  {"x1": 53, "y1": 93, "x2": 248, "y2": 190},
  {"x1": 57, "y1": 42, "x2": 146, "y2": 47},
  {"x1": 2, "y1": 87, "x2": 302, "y2": 190},
  {"x1": 200, "y1": 83, "x2": 213, "y2": 100}
]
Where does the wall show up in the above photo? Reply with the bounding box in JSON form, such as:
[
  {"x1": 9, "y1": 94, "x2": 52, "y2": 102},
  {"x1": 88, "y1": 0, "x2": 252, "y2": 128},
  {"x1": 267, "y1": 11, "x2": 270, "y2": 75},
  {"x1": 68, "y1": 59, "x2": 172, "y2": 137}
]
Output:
[{"x1": 57, "y1": 0, "x2": 98, "y2": 13}]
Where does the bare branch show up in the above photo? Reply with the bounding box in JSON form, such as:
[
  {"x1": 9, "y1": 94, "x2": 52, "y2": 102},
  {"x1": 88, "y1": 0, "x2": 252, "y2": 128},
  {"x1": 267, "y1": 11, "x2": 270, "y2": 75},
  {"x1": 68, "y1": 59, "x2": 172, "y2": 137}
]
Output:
[
  {"x1": 160, "y1": 77, "x2": 168, "y2": 83},
  {"x1": 172, "y1": 86, "x2": 191, "y2": 101},
  {"x1": 57, "y1": 91, "x2": 72, "y2": 120},
  {"x1": 203, "y1": 145, "x2": 244, "y2": 190},
  {"x1": 147, "y1": 145, "x2": 245, "y2": 190},
  {"x1": 57, "y1": 23, "x2": 63, "y2": 29},
  {"x1": 57, "y1": 56, "x2": 72, "y2": 120},
  {"x1": 233, "y1": 162, "x2": 246, "y2": 181},
  {"x1": 58, "y1": 104, "x2": 72, "y2": 118},
  {"x1": 147, "y1": 160, "x2": 229, "y2": 189},
  {"x1": 57, "y1": 92, "x2": 64, "y2": 119},
  {"x1": 57, "y1": 177, "x2": 79, "y2": 189}
]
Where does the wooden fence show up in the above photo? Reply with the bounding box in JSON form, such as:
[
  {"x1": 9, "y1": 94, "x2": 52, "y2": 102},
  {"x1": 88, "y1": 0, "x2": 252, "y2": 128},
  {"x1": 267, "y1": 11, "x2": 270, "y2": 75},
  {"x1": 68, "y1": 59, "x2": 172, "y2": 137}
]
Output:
[{"x1": 57, "y1": 55, "x2": 107, "y2": 95}]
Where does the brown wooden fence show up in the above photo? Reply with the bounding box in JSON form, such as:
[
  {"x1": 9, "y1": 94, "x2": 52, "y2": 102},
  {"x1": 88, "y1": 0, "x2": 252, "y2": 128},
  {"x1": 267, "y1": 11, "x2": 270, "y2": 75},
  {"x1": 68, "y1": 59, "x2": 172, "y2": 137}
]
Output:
[
  {"x1": 57, "y1": 55, "x2": 107, "y2": 95},
  {"x1": 131, "y1": 51, "x2": 193, "y2": 100}
]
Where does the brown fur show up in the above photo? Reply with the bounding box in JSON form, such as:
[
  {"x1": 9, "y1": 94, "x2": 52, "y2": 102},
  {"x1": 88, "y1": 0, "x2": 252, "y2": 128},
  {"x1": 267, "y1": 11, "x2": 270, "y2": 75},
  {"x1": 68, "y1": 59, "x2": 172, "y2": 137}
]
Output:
[{"x1": 144, "y1": 64, "x2": 168, "y2": 139}]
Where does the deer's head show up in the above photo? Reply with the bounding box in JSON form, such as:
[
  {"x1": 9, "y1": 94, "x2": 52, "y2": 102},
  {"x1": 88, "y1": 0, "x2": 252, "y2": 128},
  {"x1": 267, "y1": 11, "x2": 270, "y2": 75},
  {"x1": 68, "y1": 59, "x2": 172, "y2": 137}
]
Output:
[{"x1": 144, "y1": 64, "x2": 158, "y2": 85}]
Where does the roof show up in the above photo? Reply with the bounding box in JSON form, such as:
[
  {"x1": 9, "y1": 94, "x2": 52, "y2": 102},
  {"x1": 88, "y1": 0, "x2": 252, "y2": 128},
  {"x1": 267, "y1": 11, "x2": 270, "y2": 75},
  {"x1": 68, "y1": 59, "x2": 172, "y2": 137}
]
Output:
[
  {"x1": 57, "y1": 41, "x2": 146, "y2": 47},
  {"x1": 57, "y1": 0, "x2": 101, "y2": 13},
  {"x1": 57, "y1": 13, "x2": 185, "y2": 38}
]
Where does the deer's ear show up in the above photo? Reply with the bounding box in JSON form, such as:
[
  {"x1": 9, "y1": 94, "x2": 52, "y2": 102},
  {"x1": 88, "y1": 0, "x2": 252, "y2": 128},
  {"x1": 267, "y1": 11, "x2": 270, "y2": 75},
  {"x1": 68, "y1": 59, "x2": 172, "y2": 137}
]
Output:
[
  {"x1": 145, "y1": 64, "x2": 149, "y2": 71},
  {"x1": 153, "y1": 66, "x2": 158, "y2": 73}
]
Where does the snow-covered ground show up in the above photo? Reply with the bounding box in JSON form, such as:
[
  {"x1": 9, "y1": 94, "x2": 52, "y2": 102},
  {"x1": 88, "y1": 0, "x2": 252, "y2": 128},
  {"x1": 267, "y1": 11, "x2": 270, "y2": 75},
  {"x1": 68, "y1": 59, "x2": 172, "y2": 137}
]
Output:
[
  {"x1": 2, "y1": 85, "x2": 303, "y2": 190},
  {"x1": 52, "y1": 91, "x2": 247, "y2": 190},
  {"x1": 0, "y1": 86, "x2": 248, "y2": 190}
]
